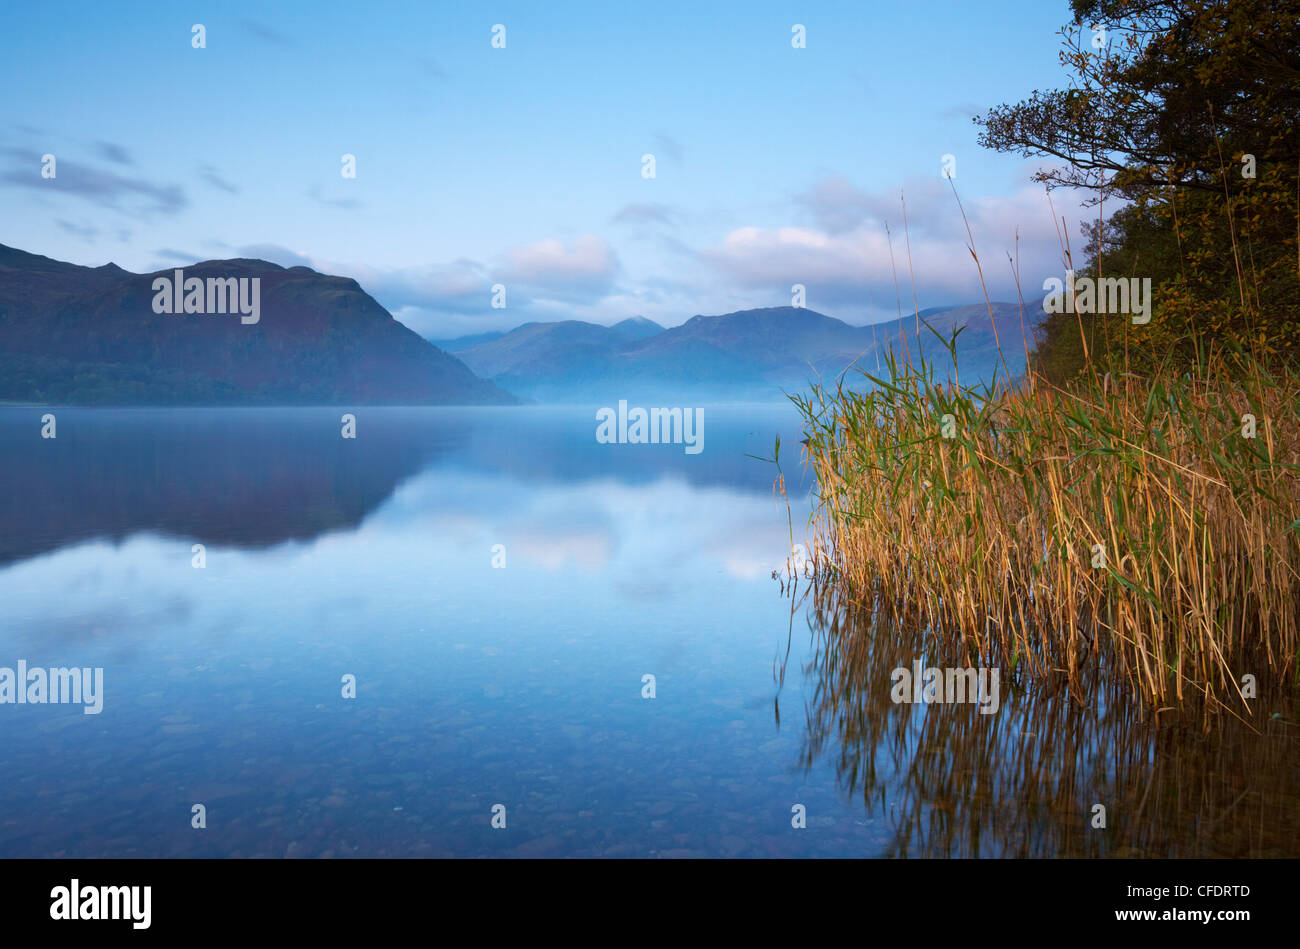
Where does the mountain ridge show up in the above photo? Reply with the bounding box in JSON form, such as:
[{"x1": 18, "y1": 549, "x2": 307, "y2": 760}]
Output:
[
  {"x1": 439, "y1": 302, "x2": 1045, "y2": 400},
  {"x1": 1, "y1": 243, "x2": 1045, "y2": 405},
  {"x1": 0, "y1": 244, "x2": 515, "y2": 405}
]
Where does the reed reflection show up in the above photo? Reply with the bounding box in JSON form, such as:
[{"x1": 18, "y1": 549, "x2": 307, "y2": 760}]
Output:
[{"x1": 779, "y1": 573, "x2": 1300, "y2": 858}]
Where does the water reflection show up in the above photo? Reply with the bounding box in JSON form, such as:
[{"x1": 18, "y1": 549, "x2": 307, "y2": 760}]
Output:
[
  {"x1": 783, "y1": 576, "x2": 1300, "y2": 857},
  {"x1": 0, "y1": 406, "x2": 806, "y2": 568},
  {"x1": 1, "y1": 404, "x2": 851, "y2": 858},
  {"x1": 3, "y1": 403, "x2": 1293, "y2": 857}
]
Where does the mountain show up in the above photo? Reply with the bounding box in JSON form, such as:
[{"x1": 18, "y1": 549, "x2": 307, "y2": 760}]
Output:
[
  {"x1": 0, "y1": 245, "x2": 514, "y2": 405},
  {"x1": 431, "y1": 316, "x2": 662, "y2": 354},
  {"x1": 608, "y1": 316, "x2": 664, "y2": 341},
  {"x1": 429, "y1": 329, "x2": 508, "y2": 350},
  {"x1": 881, "y1": 303, "x2": 1042, "y2": 382},
  {"x1": 444, "y1": 304, "x2": 1044, "y2": 401},
  {"x1": 1, "y1": 238, "x2": 1041, "y2": 406}
]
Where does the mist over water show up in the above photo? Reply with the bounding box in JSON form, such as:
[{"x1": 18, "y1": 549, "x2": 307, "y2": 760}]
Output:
[{"x1": 0, "y1": 406, "x2": 1294, "y2": 857}]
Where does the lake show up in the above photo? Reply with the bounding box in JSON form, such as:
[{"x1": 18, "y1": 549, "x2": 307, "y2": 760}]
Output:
[{"x1": 0, "y1": 405, "x2": 1295, "y2": 857}]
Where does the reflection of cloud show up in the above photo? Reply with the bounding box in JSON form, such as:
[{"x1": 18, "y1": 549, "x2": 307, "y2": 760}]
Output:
[
  {"x1": 512, "y1": 529, "x2": 613, "y2": 571},
  {"x1": 11, "y1": 596, "x2": 194, "y2": 648},
  {"x1": 380, "y1": 468, "x2": 803, "y2": 582},
  {"x1": 1, "y1": 542, "x2": 194, "y2": 653},
  {"x1": 614, "y1": 578, "x2": 672, "y2": 602},
  {"x1": 713, "y1": 521, "x2": 798, "y2": 581},
  {"x1": 0, "y1": 419, "x2": 810, "y2": 677}
]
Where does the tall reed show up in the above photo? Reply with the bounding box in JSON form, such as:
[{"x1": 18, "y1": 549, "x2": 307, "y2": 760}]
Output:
[{"x1": 792, "y1": 330, "x2": 1300, "y2": 710}]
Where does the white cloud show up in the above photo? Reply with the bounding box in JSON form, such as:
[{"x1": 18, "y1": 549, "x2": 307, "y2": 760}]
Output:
[
  {"x1": 706, "y1": 180, "x2": 1091, "y2": 309},
  {"x1": 500, "y1": 235, "x2": 619, "y2": 292}
]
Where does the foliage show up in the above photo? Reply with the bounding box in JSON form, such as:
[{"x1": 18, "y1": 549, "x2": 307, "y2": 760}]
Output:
[{"x1": 977, "y1": 0, "x2": 1300, "y2": 377}]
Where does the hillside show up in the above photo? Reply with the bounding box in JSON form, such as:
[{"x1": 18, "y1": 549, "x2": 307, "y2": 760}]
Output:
[
  {"x1": 0, "y1": 245, "x2": 515, "y2": 405},
  {"x1": 444, "y1": 304, "x2": 1043, "y2": 401}
]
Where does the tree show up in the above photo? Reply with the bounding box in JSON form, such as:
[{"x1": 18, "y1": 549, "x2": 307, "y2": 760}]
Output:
[{"x1": 977, "y1": 0, "x2": 1300, "y2": 378}]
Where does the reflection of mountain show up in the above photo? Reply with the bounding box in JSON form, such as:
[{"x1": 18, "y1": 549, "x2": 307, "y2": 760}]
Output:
[
  {"x1": 0, "y1": 244, "x2": 514, "y2": 405},
  {"x1": 0, "y1": 409, "x2": 456, "y2": 566},
  {"x1": 783, "y1": 580, "x2": 1300, "y2": 857},
  {"x1": 0, "y1": 405, "x2": 807, "y2": 568},
  {"x1": 444, "y1": 405, "x2": 810, "y2": 495},
  {"x1": 439, "y1": 305, "x2": 1044, "y2": 401}
]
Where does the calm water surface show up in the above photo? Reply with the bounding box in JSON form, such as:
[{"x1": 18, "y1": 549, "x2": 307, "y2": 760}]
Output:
[{"x1": 0, "y1": 405, "x2": 1295, "y2": 857}]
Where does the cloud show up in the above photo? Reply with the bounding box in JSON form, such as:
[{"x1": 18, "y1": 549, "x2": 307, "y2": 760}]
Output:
[
  {"x1": 154, "y1": 247, "x2": 201, "y2": 264},
  {"x1": 236, "y1": 243, "x2": 315, "y2": 268},
  {"x1": 705, "y1": 225, "x2": 891, "y2": 297},
  {"x1": 94, "y1": 141, "x2": 132, "y2": 165},
  {"x1": 500, "y1": 235, "x2": 619, "y2": 296},
  {"x1": 939, "y1": 102, "x2": 986, "y2": 121},
  {"x1": 199, "y1": 165, "x2": 239, "y2": 193},
  {"x1": 183, "y1": 241, "x2": 313, "y2": 269},
  {"x1": 389, "y1": 306, "x2": 477, "y2": 340},
  {"x1": 56, "y1": 219, "x2": 99, "y2": 242},
  {"x1": 0, "y1": 148, "x2": 186, "y2": 219},
  {"x1": 240, "y1": 19, "x2": 291, "y2": 46},
  {"x1": 611, "y1": 202, "x2": 677, "y2": 227},
  {"x1": 305, "y1": 185, "x2": 360, "y2": 209},
  {"x1": 794, "y1": 175, "x2": 896, "y2": 235},
  {"x1": 651, "y1": 132, "x2": 683, "y2": 164},
  {"x1": 417, "y1": 56, "x2": 447, "y2": 79},
  {"x1": 320, "y1": 237, "x2": 622, "y2": 339},
  {"x1": 347, "y1": 237, "x2": 619, "y2": 334},
  {"x1": 352, "y1": 258, "x2": 490, "y2": 314},
  {"x1": 706, "y1": 180, "x2": 1090, "y2": 311}
]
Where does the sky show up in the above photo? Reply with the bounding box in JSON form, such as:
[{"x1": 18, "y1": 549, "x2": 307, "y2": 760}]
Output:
[{"x1": 0, "y1": 0, "x2": 1094, "y2": 339}]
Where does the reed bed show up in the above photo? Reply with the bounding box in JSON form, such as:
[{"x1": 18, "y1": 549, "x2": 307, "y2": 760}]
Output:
[
  {"x1": 791, "y1": 340, "x2": 1300, "y2": 710},
  {"x1": 777, "y1": 573, "x2": 1300, "y2": 856}
]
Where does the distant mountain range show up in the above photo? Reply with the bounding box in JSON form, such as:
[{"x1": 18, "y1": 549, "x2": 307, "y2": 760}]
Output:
[
  {"x1": 429, "y1": 315, "x2": 663, "y2": 360},
  {"x1": 0, "y1": 245, "x2": 514, "y2": 405},
  {"x1": 0, "y1": 243, "x2": 1045, "y2": 405},
  {"x1": 435, "y1": 303, "x2": 1046, "y2": 401}
]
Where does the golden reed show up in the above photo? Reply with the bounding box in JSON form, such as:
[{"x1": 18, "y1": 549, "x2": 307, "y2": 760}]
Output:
[{"x1": 788, "y1": 182, "x2": 1300, "y2": 713}]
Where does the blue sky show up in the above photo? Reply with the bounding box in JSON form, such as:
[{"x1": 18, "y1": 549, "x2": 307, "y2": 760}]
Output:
[{"x1": 1, "y1": 0, "x2": 1091, "y2": 338}]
